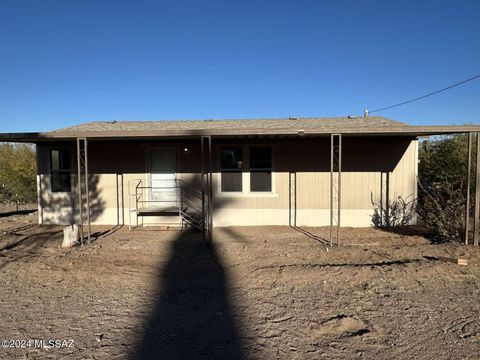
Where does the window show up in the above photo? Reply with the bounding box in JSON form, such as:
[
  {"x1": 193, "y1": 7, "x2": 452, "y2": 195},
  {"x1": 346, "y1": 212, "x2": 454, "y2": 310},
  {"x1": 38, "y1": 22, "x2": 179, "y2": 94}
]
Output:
[
  {"x1": 220, "y1": 147, "x2": 243, "y2": 192},
  {"x1": 50, "y1": 149, "x2": 71, "y2": 192},
  {"x1": 250, "y1": 146, "x2": 272, "y2": 192}
]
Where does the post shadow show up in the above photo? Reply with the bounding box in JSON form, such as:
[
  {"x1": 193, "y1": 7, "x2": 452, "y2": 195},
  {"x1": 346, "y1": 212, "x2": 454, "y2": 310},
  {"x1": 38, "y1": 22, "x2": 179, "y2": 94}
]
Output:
[
  {"x1": 0, "y1": 227, "x2": 63, "y2": 270},
  {"x1": 130, "y1": 230, "x2": 244, "y2": 360},
  {"x1": 128, "y1": 144, "x2": 245, "y2": 359}
]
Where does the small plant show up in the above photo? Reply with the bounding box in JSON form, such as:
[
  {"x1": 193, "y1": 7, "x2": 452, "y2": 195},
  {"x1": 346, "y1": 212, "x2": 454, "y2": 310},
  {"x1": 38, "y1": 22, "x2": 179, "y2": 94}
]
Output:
[
  {"x1": 417, "y1": 179, "x2": 466, "y2": 243},
  {"x1": 371, "y1": 193, "x2": 417, "y2": 228},
  {"x1": 417, "y1": 134, "x2": 472, "y2": 243}
]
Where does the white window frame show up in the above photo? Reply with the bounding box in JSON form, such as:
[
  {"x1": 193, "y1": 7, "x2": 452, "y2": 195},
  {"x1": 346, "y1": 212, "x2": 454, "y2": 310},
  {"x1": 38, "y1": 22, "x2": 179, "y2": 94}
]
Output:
[
  {"x1": 216, "y1": 144, "x2": 277, "y2": 197},
  {"x1": 49, "y1": 147, "x2": 73, "y2": 193},
  {"x1": 218, "y1": 145, "x2": 244, "y2": 193},
  {"x1": 248, "y1": 144, "x2": 274, "y2": 193}
]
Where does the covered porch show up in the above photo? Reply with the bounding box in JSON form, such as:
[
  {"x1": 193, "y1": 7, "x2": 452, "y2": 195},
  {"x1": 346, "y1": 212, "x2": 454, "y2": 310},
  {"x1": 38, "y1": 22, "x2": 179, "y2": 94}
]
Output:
[{"x1": 1, "y1": 117, "x2": 480, "y2": 246}]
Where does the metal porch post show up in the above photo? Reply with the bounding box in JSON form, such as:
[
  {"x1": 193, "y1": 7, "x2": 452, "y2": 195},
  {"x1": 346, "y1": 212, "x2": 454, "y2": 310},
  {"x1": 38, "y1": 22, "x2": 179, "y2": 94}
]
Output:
[
  {"x1": 208, "y1": 136, "x2": 213, "y2": 242},
  {"x1": 200, "y1": 135, "x2": 213, "y2": 244},
  {"x1": 330, "y1": 134, "x2": 342, "y2": 246},
  {"x1": 338, "y1": 135, "x2": 342, "y2": 245},
  {"x1": 330, "y1": 135, "x2": 333, "y2": 246},
  {"x1": 473, "y1": 133, "x2": 480, "y2": 246},
  {"x1": 76, "y1": 138, "x2": 84, "y2": 245},
  {"x1": 84, "y1": 138, "x2": 91, "y2": 243},
  {"x1": 465, "y1": 133, "x2": 472, "y2": 245},
  {"x1": 201, "y1": 137, "x2": 205, "y2": 242},
  {"x1": 76, "y1": 138, "x2": 91, "y2": 244}
]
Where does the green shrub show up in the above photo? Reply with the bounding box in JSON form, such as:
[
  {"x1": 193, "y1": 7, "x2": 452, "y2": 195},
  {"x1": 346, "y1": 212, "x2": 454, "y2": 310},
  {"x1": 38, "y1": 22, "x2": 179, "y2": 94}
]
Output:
[
  {"x1": 0, "y1": 143, "x2": 37, "y2": 205},
  {"x1": 417, "y1": 134, "x2": 472, "y2": 242}
]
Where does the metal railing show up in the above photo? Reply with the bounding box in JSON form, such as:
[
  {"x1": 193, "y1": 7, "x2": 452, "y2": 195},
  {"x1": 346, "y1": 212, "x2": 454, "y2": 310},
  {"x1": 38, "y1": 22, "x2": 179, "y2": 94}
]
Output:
[{"x1": 128, "y1": 178, "x2": 204, "y2": 231}]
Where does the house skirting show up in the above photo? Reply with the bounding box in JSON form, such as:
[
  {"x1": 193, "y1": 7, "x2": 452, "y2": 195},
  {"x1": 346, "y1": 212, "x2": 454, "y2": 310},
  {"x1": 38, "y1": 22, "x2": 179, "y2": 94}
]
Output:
[
  {"x1": 212, "y1": 208, "x2": 375, "y2": 227},
  {"x1": 39, "y1": 206, "x2": 376, "y2": 228}
]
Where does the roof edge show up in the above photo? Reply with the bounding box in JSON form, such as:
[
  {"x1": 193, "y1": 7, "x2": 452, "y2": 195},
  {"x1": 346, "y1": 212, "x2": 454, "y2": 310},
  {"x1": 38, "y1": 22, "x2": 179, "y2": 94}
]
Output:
[{"x1": 1, "y1": 124, "x2": 480, "y2": 142}]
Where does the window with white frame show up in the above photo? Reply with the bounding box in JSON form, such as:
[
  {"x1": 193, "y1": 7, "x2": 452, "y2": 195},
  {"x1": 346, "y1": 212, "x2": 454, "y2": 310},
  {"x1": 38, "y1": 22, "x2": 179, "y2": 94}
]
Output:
[
  {"x1": 219, "y1": 147, "x2": 243, "y2": 192},
  {"x1": 49, "y1": 149, "x2": 71, "y2": 192},
  {"x1": 219, "y1": 145, "x2": 273, "y2": 194},
  {"x1": 249, "y1": 146, "x2": 272, "y2": 192}
]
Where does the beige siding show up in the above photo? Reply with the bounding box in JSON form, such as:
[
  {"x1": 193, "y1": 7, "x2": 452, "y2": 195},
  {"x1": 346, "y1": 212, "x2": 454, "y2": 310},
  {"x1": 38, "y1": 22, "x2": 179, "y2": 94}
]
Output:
[
  {"x1": 390, "y1": 140, "x2": 418, "y2": 202},
  {"x1": 37, "y1": 137, "x2": 418, "y2": 227}
]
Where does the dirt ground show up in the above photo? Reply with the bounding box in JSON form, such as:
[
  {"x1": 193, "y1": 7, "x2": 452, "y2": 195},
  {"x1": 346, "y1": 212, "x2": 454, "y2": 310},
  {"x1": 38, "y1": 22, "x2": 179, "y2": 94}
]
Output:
[{"x1": 0, "y1": 211, "x2": 479, "y2": 360}]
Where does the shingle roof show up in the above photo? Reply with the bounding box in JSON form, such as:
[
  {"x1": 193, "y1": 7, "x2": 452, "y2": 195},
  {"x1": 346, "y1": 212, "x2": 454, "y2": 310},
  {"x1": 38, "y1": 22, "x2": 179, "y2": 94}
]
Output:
[
  {"x1": 0, "y1": 116, "x2": 479, "y2": 142},
  {"x1": 51, "y1": 116, "x2": 405, "y2": 135},
  {"x1": 46, "y1": 116, "x2": 414, "y2": 138}
]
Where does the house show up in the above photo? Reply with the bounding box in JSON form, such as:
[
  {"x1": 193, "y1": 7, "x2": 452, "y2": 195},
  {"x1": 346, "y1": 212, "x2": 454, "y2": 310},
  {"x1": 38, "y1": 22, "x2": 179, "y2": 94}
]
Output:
[{"x1": 1, "y1": 116, "x2": 479, "y2": 243}]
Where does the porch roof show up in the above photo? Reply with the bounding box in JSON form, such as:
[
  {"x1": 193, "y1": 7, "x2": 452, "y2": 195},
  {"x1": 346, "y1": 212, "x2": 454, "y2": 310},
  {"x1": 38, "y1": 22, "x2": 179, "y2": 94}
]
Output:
[{"x1": 1, "y1": 116, "x2": 479, "y2": 142}]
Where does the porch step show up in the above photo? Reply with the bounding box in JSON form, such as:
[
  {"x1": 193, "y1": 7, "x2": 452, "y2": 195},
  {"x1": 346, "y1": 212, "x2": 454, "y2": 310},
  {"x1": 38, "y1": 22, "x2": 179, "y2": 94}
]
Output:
[
  {"x1": 181, "y1": 209, "x2": 204, "y2": 230},
  {"x1": 128, "y1": 179, "x2": 207, "y2": 232},
  {"x1": 137, "y1": 206, "x2": 186, "y2": 215}
]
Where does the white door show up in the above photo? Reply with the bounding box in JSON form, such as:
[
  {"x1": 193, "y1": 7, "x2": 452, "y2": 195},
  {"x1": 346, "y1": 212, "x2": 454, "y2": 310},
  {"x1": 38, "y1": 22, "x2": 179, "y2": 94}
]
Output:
[{"x1": 149, "y1": 148, "x2": 178, "y2": 208}]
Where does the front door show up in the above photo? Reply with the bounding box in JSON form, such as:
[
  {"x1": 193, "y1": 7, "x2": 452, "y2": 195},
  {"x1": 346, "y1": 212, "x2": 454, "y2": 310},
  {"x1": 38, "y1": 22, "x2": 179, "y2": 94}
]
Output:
[{"x1": 149, "y1": 148, "x2": 178, "y2": 208}]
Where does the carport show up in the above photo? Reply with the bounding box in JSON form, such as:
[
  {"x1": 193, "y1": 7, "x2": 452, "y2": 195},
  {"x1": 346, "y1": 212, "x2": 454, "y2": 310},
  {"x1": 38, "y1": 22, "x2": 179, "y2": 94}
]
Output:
[{"x1": 1, "y1": 119, "x2": 480, "y2": 246}]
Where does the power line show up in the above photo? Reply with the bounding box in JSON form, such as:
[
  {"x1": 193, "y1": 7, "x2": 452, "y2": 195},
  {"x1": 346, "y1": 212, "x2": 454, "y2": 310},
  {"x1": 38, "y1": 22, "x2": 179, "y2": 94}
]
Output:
[{"x1": 369, "y1": 73, "x2": 480, "y2": 114}]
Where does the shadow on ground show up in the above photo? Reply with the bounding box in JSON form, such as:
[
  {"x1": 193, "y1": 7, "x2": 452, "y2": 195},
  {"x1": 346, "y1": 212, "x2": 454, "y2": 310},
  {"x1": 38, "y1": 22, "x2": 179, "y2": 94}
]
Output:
[
  {"x1": 0, "y1": 227, "x2": 62, "y2": 270},
  {"x1": 376, "y1": 225, "x2": 432, "y2": 238},
  {"x1": 291, "y1": 226, "x2": 329, "y2": 245},
  {"x1": 90, "y1": 224, "x2": 123, "y2": 242},
  {"x1": 0, "y1": 208, "x2": 37, "y2": 218},
  {"x1": 130, "y1": 230, "x2": 244, "y2": 360}
]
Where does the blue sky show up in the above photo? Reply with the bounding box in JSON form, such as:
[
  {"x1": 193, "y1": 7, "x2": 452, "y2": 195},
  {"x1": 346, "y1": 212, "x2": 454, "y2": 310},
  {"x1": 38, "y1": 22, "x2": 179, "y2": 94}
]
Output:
[{"x1": 0, "y1": 0, "x2": 479, "y2": 133}]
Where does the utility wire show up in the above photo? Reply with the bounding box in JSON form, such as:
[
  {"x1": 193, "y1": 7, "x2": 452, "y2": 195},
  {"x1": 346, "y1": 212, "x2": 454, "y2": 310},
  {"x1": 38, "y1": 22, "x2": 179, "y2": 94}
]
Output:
[{"x1": 369, "y1": 73, "x2": 480, "y2": 114}]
